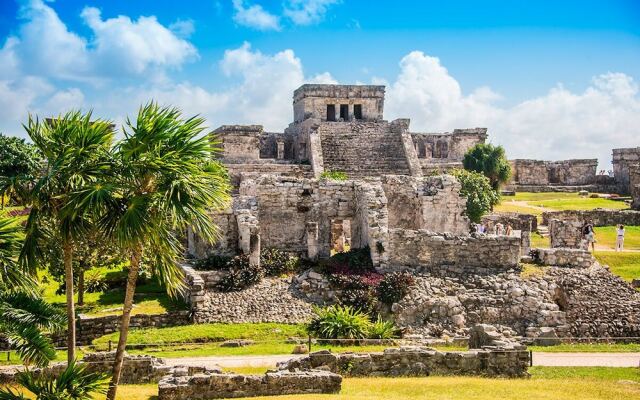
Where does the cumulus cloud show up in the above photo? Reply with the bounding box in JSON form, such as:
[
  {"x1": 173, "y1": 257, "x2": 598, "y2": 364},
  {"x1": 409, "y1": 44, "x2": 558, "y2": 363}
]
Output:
[
  {"x1": 232, "y1": 0, "x2": 281, "y2": 31},
  {"x1": 383, "y1": 51, "x2": 640, "y2": 166},
  {"x1": 283, "y1": 0, "x2": 340, "y2": 25},
  {"x1": 169, "y1": 19, "x2": 195, "y2": 38},
  {"x1": 0, "y1": 0, "x2": 197, "y2": 84}
]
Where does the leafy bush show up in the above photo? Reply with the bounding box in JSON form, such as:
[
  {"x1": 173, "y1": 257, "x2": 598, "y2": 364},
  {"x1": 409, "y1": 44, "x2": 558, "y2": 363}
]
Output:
[
  {"x1": 215, "y1": 255, "x2": 263, "y2": 292},
  {"x1": 260, "y1": 248, "x2": 298, "y2": 276},
  {"x1": 338, "y1": 288, "x2": 377, "y2": 314},
  {"x1": 377, "y1": 272, "x2": 415, "y2": 306},
  {"x1": 193, "y1": 254, "x2": 232, "y2": 271},
  {"x1": 368, "y1": 316, "x2": 400, "y2": 339},
  {"x1": 320, "y1": 246, "x2": 374, "y2": 275},
  {"x1": 306, "y1": 305, "x2": 371, "y2": 339},
  {"x1": 462, "y1": 143, "x2": 511, "y2": 190},
  {"x1": 451, "y1": 168, "x2": 500, "y2": 223},
  {"x1": 320, "y1": 170, "x2": 348, "y2": 181},
  {"x1": 84, "y1": 270, "x2": 108, "y2": 293}
]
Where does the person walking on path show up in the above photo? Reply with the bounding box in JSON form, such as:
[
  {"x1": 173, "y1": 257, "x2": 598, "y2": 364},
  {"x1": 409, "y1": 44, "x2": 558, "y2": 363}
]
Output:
[{"x1": 616, "y1": 224, "x2": 625, "y2": 252}]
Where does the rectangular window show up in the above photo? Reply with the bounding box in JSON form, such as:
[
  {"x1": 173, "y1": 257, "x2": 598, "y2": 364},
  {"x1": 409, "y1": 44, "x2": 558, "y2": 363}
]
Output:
[
  {"x1": 339, "y1": 104, "x2": 349, "y2": 121},
  {"x1": 354, "y1": 104, "x2": 362, "y2": 120},
  {"x1": 326, "y1": 104, "x2": 336, "y2": 121}
]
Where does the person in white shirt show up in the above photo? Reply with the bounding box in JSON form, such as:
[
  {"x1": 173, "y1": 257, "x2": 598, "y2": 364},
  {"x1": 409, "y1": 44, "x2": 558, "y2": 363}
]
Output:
[{"x1": 616, "y1": 225, "x2": 625, "y2": 252}]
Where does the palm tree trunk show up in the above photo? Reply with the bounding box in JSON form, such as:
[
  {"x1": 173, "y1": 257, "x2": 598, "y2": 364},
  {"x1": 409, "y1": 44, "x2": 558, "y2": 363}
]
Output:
[
  {"x1": 106, "y1": 249, "x2": 140, "y2": 400},
  {"x1": 63, "y1": 241, "x2": 76, "y2": 364},
  {"x1": 77, "y1": 268, "x2": 85, "y2": 306}
]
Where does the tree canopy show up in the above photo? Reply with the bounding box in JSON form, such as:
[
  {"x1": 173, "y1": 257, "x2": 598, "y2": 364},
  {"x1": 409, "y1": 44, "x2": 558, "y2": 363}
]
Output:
[
  {"x1": 462, "y1": 143, "x2": 511, "y2": 190},
  {"x1": 0, "y1": 133, "x2": 41, "y2": 178}
]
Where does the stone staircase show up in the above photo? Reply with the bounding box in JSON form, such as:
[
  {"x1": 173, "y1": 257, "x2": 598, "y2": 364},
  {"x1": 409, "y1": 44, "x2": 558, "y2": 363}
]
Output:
[
  {"x1": 538, "y1": 225, "x2": 549, "y2": 238},
  {"x1": 318, "y1": 122, "x2": 411, "y2": 178}
]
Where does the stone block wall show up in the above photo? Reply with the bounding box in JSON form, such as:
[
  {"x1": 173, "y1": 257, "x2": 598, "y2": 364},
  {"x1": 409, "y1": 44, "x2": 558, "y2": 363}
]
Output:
[
  {"x1": 612, "y1": 147, "x2": 640, "y2": 191},
  {"x1": 510, "y1": 159, "x2": 597, "y2": 186},
  {"x1": 292, "y1": 84, "x2": 385, "y2": 123},
  {"x1": 541, "y1": 209, "x2": 640, "y2": 227},
  {"x1": 279, "y1": 347, "x2": 530, "y2": 378},
  {"x1": 382, "y1": 175, "x2": 469, "y2": 235},
  {"x1": 159, "y1": 368, "x2": 342, "y2": 400},
  {"x1": 631, "y1": 164, "x2": 640, "y2": 210},
  {"x1": 383, "y1": 230, "x2": 521, "y2": 273},
  {"x1": 411, "y1": 128, "x2": 487, "y2": 161},
  {"x1": 535, "y1": 248, "x2": 596, "y2": 269},
  {"x1": 548, "y1": 219, "x2": 585, "y2": 249},
  {"x1": 482, "y1": 213, "x2": 537, "y2": 255},
  {"x1": 215, "y1": 125, "x2": 262, "y2": 162}
]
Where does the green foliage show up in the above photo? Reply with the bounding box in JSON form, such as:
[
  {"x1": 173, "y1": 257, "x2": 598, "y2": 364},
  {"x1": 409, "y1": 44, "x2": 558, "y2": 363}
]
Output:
[
  {"x1": 260, "y1": 248, "x2": 299, "y2": 276},
  {"x1": 215, "y1": 255, "x2": 263, "y2": 292},
  {"x1": 462, "y1": 143, "x2": 511, "y2": 190},
  {"x1": 320, "y1": 170, "x2": 348, "y2": 181},
  {"x1": 0, "y1": 134, "x2": 41, "y2": 178},
  {"x1": 192, "y1": 254, "x2": 232, "y2": 271},
  {"x1": 320, "y1": 246, "x2": 374, "y2": 275},
  {"x1": 307, "y1": 305, "x2": 372, "y2": 339},
  {"x1": 368, "y1": 316, "x2": 400, "y2": 339},
  {"x1": 376, "y1": 272, "x2": 415, "y2": 306},
  {"x1": 451, "y1": 168, "x2": 500, "y2": 222},
  {"x1": 0, "y1": 360, "x2": 107, "y2": 399},
  {"x1": 0, "y1": 216, "x2": 31, "y2": 290}
]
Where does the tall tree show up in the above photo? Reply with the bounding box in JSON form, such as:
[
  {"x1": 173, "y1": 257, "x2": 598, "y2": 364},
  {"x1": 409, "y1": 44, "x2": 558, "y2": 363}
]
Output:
[
  {"x1": 0, "y1": 133, "x2": 41, "y2": 208},
  {"x1": 462, "y1": 143, "x2": 511, "y2": 190},
  {"x1": 70, "y1": 103, "x2": 230, "y2": 400},
  {"x1": 20, "y1": 112, "x2": 114, "y2": 364},
  {"x1": 0, "y1": 216, "x2": 66, "y2": 368},
  {"x1": 451, "y1": 169, "x2": 500, "y2": 222}
]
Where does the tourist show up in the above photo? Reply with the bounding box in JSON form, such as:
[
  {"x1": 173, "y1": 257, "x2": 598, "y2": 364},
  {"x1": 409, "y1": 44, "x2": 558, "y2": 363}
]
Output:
[
  {"x1": 616, "y1": 224, "x2": 625, "y2": 252},
  {"x1": 496, "y1": 223, "x2": 504, "y2": 236},
  {"x1": 582, "y1": 221, "x2": 596, "y2": 252},
  {"x1": 506, "y1": 223, "x2": 513, "y2": 237}
]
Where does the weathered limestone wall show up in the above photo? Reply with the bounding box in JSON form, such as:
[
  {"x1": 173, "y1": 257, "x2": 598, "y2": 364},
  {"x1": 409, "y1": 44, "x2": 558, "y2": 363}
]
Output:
[
  {"x1": 279, "y1": 346, "x2": 530, "y2": 378},
  {"x1": 411, "y1": 128, "x2": 487, "y2": 161},
  {"x1": 482, "y1": 213, "x2": 537, "y2": 255},
  {"x1": 384, "y1": 230, "x2": 521, "y2": 273},
  {"x1": 292, "y1": 84, "x2": 385, "y2": 123},
  {"x1": 548, "y1": 218, "x2": 585, "y2": 249},
  {"x1": 510, "y1": 159, "x2": 597, "y2": 186},
  {"x1": 226, "y1": 163, "x2": 313, "y2": 188},
  {"x1": 382, "y1": 175, "x2": 469, "y2": 235},
  {"x1": 215, "y1": 125, "x2": 262, "y2": 162},
  {"x1": 541, "y1": 209, "x2": 640, "y2": 227},
  {"x1": 631, "y1": 164, "x2": 640, "y2": 210},
  {"x1": 534, "y1": 248, "x2": 596, "y2": 269},
  {"x1": 612, "y1": 147, "x2": 640, "y2": 191},
  {"x1": 159, "y1": 368, "x2": 342, "y2": 400}
]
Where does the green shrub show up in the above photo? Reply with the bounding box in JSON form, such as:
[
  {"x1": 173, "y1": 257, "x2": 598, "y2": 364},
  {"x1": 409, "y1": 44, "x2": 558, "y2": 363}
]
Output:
[
  {"x1": 338, "y1": 287, "x2": 377, "y2": 313},
  {"x1": 260, "y1": 248, "x2": 298, "y2": 276},
  {"x1": 84, "y1": 270, "x2": 108, "y2": 293},
  {"x1": 368, "y1": 316, "x2": 400, "y2": 339},
  {"x1": 377, "y1": 272, "x2": 415, "y2": 306},
  {"x1": 320, "y1": 246, "x2": 374, "y2": 274},
  {"x1": 306, "y1": 305, "x2": 371, "y2": 339},
  {"x1": 215, "y1": 255, "x2": 263, "y2": 292},
  {"x1": 193, "y1": 254, "x2": 232, "y2": 271},
  {"x1": 320, "y1": 170, "x2": 348, "y2": 181},
  {"x1": 451, "y1": 168, "x2": 500, "y2": 223}
]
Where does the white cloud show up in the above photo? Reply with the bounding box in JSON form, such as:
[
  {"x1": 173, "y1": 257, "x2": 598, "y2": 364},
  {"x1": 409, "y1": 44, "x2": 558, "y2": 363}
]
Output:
[
  {"x1": 169, "y1": 19, "x2": 196, "y2": 38},
  {"x1": 0, "y1": 0, "x2": 197, "y2": 84},
  {"x1": 283, "y1": 0, "x2": 340, "y2": 25},
  {"x1": 383, "y1": 51, "x2": 640, "y2": 167},
  {"x1": 232, "y1": 0, "x2": 281, "y2": 31}
]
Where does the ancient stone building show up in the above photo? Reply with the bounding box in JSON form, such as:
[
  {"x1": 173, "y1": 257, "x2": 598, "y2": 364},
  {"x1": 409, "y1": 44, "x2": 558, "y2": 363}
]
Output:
[
  {"x1": 507, "y1": 159, "x2": 599, "y2": 188},
  {"x1": 192, "y1": 84, "x2": 488, "y2": 263},
  {"x1": 612, "y1": 147, "x2": 640, "y2": 192}
]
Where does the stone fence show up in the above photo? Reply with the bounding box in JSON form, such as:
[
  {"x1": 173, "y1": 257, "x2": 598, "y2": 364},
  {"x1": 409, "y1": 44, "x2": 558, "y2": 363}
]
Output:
[
  {"x1": 279, "y1": 346, "x2": 529, "y2": 378},
  {"x1": 158, "y1": 368, "x2": 342, "y2": 400},
  {"x1": 482, "y1": 212, "x2": 537, "y2": 255},
  {"x1": 383, "y1": 230, "x2": 521, "y2": 274},
  {"x1": 52, "y1": 311, "x2": 191, "y2": 347},
  {"x1": 542, "y1": 208, "x2": 640, "y2": 227},
  {"x1": 533, "y1": 248, "x2": 596, "y2": 269},
  {"x1": 0, "y1": 352, "x2": 171, "y2": 385}
]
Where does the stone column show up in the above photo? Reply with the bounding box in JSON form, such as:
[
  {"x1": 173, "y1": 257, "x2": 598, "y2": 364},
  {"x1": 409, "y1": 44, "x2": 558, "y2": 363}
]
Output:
[
  {"x1": 276, "y1": 139, "x2": 285, "y2": 160},
  {"x1": 237, "y1": 211, "x2": 261, "y2": 267},
  {"x1": 306, "y1": 222, "x2": 319, "y2": 260}
]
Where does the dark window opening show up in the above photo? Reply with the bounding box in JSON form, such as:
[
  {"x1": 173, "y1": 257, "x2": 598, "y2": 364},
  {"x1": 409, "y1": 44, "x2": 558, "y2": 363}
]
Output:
[
  {"x1": 339, "y1": 104, "x2": 349, "y2": 121},
  {"x1": 353, "y1": 104, "x2": 362, "y2": 120},
  {"x1": 326, "y1": 104, "x2": 336, "y2": 121}
]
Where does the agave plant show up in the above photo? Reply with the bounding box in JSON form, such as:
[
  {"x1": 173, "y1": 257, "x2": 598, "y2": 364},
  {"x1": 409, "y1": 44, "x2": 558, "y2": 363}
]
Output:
[
  {"x1": 307, "y1": 305, "x2": 372, "y2": 340},
  {"x1": 0, "y1": 361, "x2": 107, "y2": 400}
]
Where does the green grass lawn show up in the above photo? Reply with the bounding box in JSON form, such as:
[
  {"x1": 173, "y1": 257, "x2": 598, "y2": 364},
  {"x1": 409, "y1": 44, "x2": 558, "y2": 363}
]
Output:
[
  {"x1": 38, "y1": 267, "x2": 187, "y2": 317},
  {"x1": 593, "y1": 226, "x2": 640, "y2": 251},
  {"x1": 594, "y1": 251, "x2": 640, "y2": 282}
]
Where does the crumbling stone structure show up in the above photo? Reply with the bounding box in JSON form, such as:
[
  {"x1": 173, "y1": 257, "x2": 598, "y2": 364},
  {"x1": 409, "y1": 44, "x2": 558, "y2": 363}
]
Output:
[
  {"x1": 630, "y1": 164, "x2": 640, "y2": 210},
  {"x1": 158, "y1": 368, "x2": 341, "y2": 400},
  {"x1": 612, "y1": 147, "x2": 640, "y2": 192},
  {"x1": 482, "y1": 213, "x2": 537, "y2": 255},
  {"x1": 541, "y1": 208, "x2": 640, "y2": 227},
  {"x1": 508, "y1": 159, "x2": 599, "y2": 188},
  {"x1": 548, "y1": 218, "x2": 586, "y2": 249}
]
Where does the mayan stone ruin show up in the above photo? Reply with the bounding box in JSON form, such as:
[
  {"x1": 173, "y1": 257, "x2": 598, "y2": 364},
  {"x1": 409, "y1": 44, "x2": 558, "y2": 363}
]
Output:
[{"x1": 182, "y1": 84, "x2": 640, "y2": 342}]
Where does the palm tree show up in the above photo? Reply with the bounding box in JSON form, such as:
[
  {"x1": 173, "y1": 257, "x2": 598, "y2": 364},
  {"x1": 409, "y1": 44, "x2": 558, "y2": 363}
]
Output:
[
  {"x1": 0, "y1": 360, "x2": 107, "y2": 400},
  {"x1": 70, "y1": 102, "x2": 230, "y2": 400},
  {"x1": 20, "y1": 111, "x2": 114, "y2": 364},
  {"x1": 0, "y1": 216, "x2": 66, "y2": 368}
]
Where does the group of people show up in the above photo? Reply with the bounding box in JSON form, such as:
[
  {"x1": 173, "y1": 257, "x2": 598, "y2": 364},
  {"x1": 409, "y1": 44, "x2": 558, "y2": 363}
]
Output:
[
  {"x1": 581, "y1": 221, "x2": 626, "y2": 252},
  {"x1": 475, "y1": 222, "x2": 513, "y2": 236},
  {"x1": 597, "y1": 170, "x2": 614, "y2": 177}
]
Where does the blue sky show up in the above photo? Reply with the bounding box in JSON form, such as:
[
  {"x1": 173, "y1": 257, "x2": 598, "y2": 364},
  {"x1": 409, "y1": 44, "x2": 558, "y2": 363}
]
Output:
[{"x1": 1, "y1": 0, "x2": 639, "y2": 166}]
